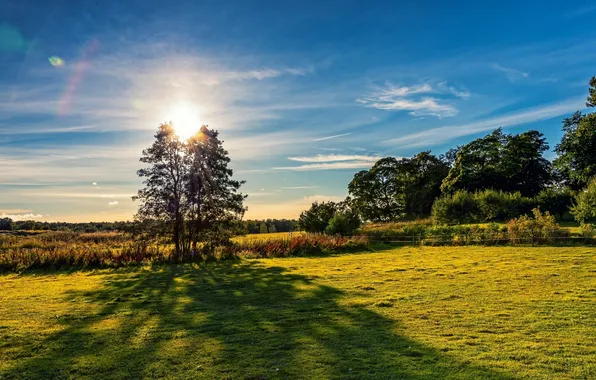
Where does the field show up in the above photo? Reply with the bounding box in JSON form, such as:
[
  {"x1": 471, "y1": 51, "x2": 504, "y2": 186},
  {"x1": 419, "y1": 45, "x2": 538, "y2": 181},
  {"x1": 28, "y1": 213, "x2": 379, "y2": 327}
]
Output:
[{"x1": 1, "y1": 247, "x2": 595, "y2": 379}]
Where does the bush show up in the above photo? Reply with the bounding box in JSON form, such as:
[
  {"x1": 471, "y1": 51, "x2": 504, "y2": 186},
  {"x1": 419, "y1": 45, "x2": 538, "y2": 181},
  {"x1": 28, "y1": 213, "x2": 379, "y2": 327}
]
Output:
[
  {"x1": 570, "y1": 178, "x2": 596, "y2": 224},
  {"x1": 475, "y1": 190, "x2": 535, "y2": 221},
  {"x1": 325, "y1": 210, "x2": 361, "y2": 236},
  {"x1": 298, "y1": 201, "x2": 339, "y2": 233},
  {"x1": 534, "y1": 187, "x2": 573, "y2": 221},
  {"x1": 507, "y1": 208, "x2": 569, "y2": 245},
  {"x1": 432, "y1": 191, "x2": 481, "y2": 224}
]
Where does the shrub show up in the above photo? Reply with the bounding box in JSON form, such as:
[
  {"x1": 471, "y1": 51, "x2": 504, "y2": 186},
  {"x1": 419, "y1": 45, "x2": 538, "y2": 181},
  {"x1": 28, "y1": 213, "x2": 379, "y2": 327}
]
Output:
[
  {"x1": 432, "y1": 191, "x2": 481, "y2": 224},
  {"x1": 570, "y1": 178, "x2": 596, "y2": 224},
  {"x1": 534, "y1": 187, "x2": 573, "y2": 221},
  {"x1": 325, "y1": 210, "x2": 361, "y2": 236},
  {"x1": 507, "y1": 208, "x2": 569, "y2": 245},
  {"x1": 298, "y1": 201, "x2": 338, "y2": 233}
]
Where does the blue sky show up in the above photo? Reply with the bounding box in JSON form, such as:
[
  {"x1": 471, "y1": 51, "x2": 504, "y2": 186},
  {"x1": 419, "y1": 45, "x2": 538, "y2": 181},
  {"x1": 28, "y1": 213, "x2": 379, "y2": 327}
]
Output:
[{"x1": 1, "y1": 1, "x2": 595, "y2": 221}]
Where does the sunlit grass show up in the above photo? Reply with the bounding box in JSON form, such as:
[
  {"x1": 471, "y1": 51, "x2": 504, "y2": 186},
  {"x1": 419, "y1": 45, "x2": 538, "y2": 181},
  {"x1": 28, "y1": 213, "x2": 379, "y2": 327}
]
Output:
[{"x1": 1, "y1": 247, "x2": 594, "y2": 379}]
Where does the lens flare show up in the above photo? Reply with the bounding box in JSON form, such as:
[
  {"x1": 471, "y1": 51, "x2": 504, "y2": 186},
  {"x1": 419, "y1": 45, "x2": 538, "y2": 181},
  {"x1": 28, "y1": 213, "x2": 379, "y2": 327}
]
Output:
[{"x1": 48, "y1": 56, "x2": 64, "y2": 67}]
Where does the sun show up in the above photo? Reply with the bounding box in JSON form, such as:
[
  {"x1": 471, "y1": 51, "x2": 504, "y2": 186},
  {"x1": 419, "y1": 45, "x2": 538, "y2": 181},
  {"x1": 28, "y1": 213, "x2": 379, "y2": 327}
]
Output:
[{"x1": 170, "y1": 103, "x2": 201, "y2": 140}]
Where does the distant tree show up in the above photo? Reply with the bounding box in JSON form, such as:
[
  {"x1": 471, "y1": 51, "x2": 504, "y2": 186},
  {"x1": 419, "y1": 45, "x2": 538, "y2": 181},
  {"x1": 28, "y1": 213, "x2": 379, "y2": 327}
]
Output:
[
  {"x1": 0, "y1": 217, "x2": 13, "y2": 230},
  {"x1": 268, "y1": 223, "x2": 277, "y2": 233},
  {"x1": 570, "y1": 177, "x2": 596, "y2": 224},
  {"x1": 259, "y1": 222, "x2": 269, "y2": 234},
  {"x1": 134, "y1": 123, "x2": 245, "y2": 257},
  {"x1": 442, "y1": 128, "x2": 551, "y2": 197},
  {"x1": 298, "y1": 201, "x2": 338, "y2": 233},
  {"x1": 348, "y1": 158, "x2": 405, "y2": 222}
]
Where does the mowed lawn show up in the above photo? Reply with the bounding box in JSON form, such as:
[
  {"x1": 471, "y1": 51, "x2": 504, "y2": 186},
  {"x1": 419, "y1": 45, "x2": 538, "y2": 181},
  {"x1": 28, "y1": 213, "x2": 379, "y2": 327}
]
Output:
[{"x1": 0, "y1": 247, "x2": 595, "y2": 379}]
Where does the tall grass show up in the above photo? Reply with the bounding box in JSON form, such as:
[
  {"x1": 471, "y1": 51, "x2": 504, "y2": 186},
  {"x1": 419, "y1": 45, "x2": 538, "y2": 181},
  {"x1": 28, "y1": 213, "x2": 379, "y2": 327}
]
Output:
[{"x1": 0, "y1": 232, "x2": 369, "y2": 272}]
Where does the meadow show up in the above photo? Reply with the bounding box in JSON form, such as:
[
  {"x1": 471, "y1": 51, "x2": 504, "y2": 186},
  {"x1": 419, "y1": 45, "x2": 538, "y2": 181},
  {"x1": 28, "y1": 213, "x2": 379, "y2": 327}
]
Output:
[{"x1": 1, "y1": 246, "x2": 594, "y2": 379}]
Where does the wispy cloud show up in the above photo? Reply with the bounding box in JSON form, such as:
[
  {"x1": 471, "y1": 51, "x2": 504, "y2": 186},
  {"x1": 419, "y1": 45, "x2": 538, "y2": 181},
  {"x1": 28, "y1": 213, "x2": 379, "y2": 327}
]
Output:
[
  {"x1": 313, "y1": 133, "x2": 352, "y2": 141},
  {"x1": 0, "y1": 209, "x2": 32, "y2": 214},
  {"x1": 274, "y1": 161, "x2": 378, "y2": 171},
  {"x1": 357, "y1": 81, "x2": 467, "y2": 117},
  {"x1": 288, "y1": 154, "x2": 382, "y2": 163},
  {"x1": 492, "y1": 63, "x2": 529, "y2": 82},
  {"x1": 108, "y1": 201, "x2": 119, "y2": 206},
  {"x1": 386, "y1": 97, "x2": 584, "y2": 147},
  {"x1": 280, "y1": 186, "x2": 318, "y2": 189}
]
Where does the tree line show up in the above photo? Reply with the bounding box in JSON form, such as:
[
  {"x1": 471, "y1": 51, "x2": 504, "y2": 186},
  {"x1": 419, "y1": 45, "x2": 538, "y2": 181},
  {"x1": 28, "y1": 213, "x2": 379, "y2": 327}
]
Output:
[{"x1": 300, "y1": 76, "x2": 596, "y2": 232}]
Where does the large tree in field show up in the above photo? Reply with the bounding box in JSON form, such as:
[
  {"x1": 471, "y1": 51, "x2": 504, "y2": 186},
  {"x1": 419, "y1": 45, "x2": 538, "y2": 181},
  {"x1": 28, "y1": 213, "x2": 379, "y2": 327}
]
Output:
[
  {"x1": 441, "y1": 128, "x2": 551, "y2": 197},
  {"x1": 134, "y1": 123, "x2": 245, "y2": 257},
  {"x1": 348, "y1": 158, "x2": 405, "y2": 222},
  {"x1": 554, "y1": 78, "x2": 596, "y2": 189}
]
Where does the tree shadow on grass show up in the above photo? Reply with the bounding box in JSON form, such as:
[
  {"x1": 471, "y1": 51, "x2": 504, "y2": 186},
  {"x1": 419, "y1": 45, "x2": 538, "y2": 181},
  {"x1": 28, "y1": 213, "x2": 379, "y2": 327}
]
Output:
[{"x1": 2, "y1": 262, "x2": 517, "y2": 379}]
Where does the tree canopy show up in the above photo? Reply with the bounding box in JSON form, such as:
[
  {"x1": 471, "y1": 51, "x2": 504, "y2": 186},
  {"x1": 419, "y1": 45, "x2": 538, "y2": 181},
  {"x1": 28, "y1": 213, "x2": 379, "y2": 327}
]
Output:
[
  {"x1": 134, "y1": 123, "x2": 245, "y2": 257},
  {"x1": 441, "y1": 128, "x2": 551, "y2": 197}
]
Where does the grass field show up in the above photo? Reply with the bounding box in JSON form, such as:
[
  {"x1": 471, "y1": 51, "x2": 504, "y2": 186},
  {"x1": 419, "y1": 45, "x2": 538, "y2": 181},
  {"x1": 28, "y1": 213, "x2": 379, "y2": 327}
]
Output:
[{"x1": 1, "y1": 247, "x2": 595, "y2": 379}]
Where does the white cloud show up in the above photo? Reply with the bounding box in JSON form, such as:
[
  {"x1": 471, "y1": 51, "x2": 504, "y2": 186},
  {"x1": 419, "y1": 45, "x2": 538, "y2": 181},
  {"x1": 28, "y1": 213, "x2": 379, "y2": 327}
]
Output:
[
  {"x1": 492, "y1": 63, "x2": 529, "y2": 82},
  {"x1": 357, "y1": 81, "x2": 466, "y2": 118},
  {"x1": 0, "y1": 213, "x2": 44, "y2": 221},
  {"x1": 288, "y1": 154, "x2": 382, "y2": 163},
  {"x1": 386, "y1": 97, "x2": 584, "y2": 147},
  {"x1": 108, "y1": 201, "x2": 119, "y2": 206},
  {"x1": 92, "y1": 182, "x2": 97, "y2": 186},
  {"x1": 313, "y1": 133, "x2": 352, "y2": 141}
]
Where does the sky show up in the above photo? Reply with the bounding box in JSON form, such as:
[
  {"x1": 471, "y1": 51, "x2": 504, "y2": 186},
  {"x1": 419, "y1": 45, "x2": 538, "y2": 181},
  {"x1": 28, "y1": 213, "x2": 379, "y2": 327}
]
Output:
[{"x1": 1, "y1": 1, "x2": 595, "y2": 222}]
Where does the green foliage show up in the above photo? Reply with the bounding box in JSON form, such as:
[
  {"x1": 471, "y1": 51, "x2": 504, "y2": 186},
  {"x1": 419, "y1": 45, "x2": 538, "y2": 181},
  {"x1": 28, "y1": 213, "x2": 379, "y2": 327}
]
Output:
[
  {"x1": 325, "y1": 210, "x2": 361, "y2": 236},
  {"x1": 134, "y1": 123, "x2": 245, "y2": 257},
  {"x1": 554, "y1": 111, "x2": 596, "y2": 188},
  {"x1": 587, "y1": 75, "x2": 596, "y2": 107},
  {"x1": 298, "y1": 201, "x2": 338, "y2": 233},
  {"x1": 475, "y1": 190, "x2": 534, "y2": 221},
  {"x1": 534, "y1": 187, "x2": 573, "y2": 220},
  {"x1": 259, "y1": 222, "x2": 269, "y2": 234},
  {"x1": 348, "y1": 153, "x2": 448, "y2": 220},
  {"x1": 506, "y1": 209, "x2": 569, "y2": 245},
  {"x1": 442, "y1": 129, "x2": 551, "y2": 197},
  {"x1": 432, "y1": 191, "x2": 481, "y2": 224},
  {"x1": 570, "y1": 177, "x2": 596, "y2": 224},
  {"x1": 348, "y1": 158, "x2": 405, "y2": 222},
  {"x1": 0, "y1": 217, "x2": 13, "y2": 230},
  {"x1": 243, "y1": 219, "x2": 298, "y2": 234}
]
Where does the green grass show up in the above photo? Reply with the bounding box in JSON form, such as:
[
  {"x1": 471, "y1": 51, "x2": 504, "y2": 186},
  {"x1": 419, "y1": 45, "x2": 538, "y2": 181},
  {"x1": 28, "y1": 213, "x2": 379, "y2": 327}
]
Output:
[{"x1": 1, "y1": 247, "x2": 595, "y2": 379}]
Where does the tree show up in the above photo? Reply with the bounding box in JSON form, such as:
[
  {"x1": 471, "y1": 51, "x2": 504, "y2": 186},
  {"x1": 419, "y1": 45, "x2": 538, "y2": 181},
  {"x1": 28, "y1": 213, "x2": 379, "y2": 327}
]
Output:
[
  {"x1": 134, "y1": 123, "x2": 188, "y2": 256},
  {"x1": 348, "y1": 158, "x2": 405, "y2": 222},
  {"x1": 0, "y1": 217, "x2": 13, "y2": 230},
  {"x1": 396, "y1": 152, "x2": 450, "y2": 218},
  {"x1": 259, "y1": 222, "x2": 269, "y2": 234},
  {"x1": 554, "y1": 111, "x2": 596, "y2": 189},
  {"x1": 298, "y1": 201, "x2": 338, "y2": 233},
  {"x1": 442, "y1": 128, "x2": 551, "y2": 197},
  {"x1": 134, "y1": 123, "x2": 245, "y2": 257},
  {"x1": 587, "y1": 76, "x2": 596, "y2": 107},
  {"x1": 570, "y1": 177, "x2": 596, "y2": 224},
  {"x1": 185, "y1": 126, "x2": 246, "y2": 251}
]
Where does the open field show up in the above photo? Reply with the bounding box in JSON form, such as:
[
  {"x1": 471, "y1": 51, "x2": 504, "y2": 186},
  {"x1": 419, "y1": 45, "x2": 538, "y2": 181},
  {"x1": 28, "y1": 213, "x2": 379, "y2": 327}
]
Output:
[{"x1": 1, "y1": 247, "x2": 595, "y2": 379}]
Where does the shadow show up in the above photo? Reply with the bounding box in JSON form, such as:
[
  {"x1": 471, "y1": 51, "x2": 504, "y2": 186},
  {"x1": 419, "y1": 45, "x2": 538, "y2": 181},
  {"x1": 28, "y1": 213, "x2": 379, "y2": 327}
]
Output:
[{"x1": 2, "y1": 262, "x2": 516, "y2": 379}]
